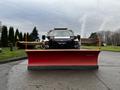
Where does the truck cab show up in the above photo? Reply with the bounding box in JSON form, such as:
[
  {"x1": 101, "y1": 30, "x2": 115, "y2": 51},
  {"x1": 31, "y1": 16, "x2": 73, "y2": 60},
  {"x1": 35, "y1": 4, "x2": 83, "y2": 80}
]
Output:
[{"x1": 42, "y1": 28, "x2": 81, "y2": 49}]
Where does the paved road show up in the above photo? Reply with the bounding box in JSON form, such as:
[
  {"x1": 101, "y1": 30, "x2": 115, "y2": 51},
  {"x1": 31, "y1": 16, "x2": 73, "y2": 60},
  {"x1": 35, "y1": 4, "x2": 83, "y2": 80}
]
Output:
[
  {"x1": 0, "y1": 60, "x2": 24, "y2": 90},
  {"x1": 1, "y1": 51, "x2": 120, "y2": 90}
]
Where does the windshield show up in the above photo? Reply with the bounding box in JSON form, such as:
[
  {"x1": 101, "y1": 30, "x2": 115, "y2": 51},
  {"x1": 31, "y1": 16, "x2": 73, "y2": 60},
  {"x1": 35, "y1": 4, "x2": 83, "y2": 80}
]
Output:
[{"x1": 47, "y1": 30, "x2": 74, "y2": 37}]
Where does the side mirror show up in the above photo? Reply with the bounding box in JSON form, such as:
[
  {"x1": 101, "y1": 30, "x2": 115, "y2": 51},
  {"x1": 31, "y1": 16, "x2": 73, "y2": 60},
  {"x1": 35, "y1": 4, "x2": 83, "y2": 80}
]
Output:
[
  {"x1": 70, "y1": 36, "x2": 75, "y2": 40},
  {"x1": 77, "y1": 35, "x2": 81, "y2": 41},
  {"x1": 42, "y1": 35, "x2": 46, "y2": 40}
]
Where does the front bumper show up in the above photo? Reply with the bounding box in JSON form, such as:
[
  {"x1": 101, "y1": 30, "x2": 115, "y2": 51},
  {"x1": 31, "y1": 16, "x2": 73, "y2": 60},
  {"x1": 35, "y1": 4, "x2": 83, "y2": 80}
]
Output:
[{"x1": 45, "y1": 40, "x2": 79, "y2": 49}]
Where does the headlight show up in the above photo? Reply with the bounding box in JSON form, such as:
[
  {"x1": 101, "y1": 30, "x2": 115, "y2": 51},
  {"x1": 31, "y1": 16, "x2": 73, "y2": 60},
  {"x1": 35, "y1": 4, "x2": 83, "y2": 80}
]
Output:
[
  {"x1": 74, "y1": 39, "x2": 79, "y2": 41},
  {"x1": 50, "y1": 36, "x2": 54, "y2": 39},
  {"x1": 70, "y1": 36, "x2": 75, "y2": 39},
  {"x1": 47, "y1": 36, "x2": 54, "y2": 40}
]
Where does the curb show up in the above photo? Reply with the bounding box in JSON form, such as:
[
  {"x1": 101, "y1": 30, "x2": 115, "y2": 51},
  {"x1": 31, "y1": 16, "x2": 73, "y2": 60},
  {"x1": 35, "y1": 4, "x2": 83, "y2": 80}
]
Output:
[{"x1": 0, "y1": 56, "x2": 27, "y2": 64}]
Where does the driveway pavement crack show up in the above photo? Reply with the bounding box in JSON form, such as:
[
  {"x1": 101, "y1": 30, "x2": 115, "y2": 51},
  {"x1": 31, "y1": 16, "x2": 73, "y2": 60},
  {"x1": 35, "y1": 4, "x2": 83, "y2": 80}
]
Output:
[{"x1": 95, "y1": 73, "x2": 111, "y2": 90}]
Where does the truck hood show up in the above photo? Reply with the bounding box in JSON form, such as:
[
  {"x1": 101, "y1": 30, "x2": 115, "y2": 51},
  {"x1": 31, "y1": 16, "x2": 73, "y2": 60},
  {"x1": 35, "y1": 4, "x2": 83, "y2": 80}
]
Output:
[
  {"x1": 53, "y1": 36, "x2": 72, "y2": 41},
  {"x1": 54, "y1": 36, "x2": 70, "y2": 39}
]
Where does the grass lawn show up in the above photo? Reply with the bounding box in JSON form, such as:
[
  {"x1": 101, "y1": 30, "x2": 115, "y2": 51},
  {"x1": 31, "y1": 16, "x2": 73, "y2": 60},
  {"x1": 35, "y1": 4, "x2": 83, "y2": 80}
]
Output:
[
  {"x1": 0, "y1": 47, "x2": 26, "y2": 62},
  {"x1": 82, "y1": 46, "x2": 120, "y2": 52}
]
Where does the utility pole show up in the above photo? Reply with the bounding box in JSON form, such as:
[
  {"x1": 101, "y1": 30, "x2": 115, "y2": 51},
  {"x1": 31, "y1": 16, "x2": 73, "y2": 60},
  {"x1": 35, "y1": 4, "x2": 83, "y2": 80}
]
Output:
[{"x1": 25, "y1": 33, "x2": 27, "y2": 49}]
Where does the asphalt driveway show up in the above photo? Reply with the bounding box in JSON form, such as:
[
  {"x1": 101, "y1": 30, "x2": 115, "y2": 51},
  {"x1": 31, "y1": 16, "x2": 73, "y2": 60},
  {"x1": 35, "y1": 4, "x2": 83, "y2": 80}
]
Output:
[{"x1": 0, "y1": 51, "x2": 120, "y2": 90}]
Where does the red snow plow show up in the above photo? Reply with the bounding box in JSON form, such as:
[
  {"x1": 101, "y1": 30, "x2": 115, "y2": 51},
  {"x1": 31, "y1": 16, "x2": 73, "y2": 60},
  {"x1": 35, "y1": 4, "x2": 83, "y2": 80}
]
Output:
[
  {"x1": 26, "y1": 28, "x2": 101, "y2": 70},
  {"x1": 26, "y1": 49, "x2": 100, "y2": 70}
]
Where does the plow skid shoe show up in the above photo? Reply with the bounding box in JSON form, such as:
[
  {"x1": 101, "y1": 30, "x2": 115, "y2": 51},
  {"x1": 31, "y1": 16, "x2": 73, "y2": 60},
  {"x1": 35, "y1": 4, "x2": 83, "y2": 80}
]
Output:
[{"x1": 26, "y1": 49, "x2": 100, "y2": 70}]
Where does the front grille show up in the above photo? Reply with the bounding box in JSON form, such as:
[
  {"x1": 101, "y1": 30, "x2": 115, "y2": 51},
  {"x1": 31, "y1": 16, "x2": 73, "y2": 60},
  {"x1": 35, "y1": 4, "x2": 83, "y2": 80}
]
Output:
[{"x1": 49, "y1": 40, "x2": 75, "y2": 49}]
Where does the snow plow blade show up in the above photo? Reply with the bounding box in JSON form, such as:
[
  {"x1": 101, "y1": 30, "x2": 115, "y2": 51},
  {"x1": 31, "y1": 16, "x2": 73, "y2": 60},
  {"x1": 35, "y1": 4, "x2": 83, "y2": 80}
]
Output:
[{"x1": 26, "y1": 49, "x2": 100, "y2": 70}]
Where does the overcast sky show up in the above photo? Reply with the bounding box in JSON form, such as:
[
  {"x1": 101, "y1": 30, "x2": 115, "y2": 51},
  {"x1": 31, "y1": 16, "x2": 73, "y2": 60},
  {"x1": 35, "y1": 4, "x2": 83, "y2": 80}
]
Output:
[{"x1": 0, "y1": 0, "x2": 120, "y2": 37}]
